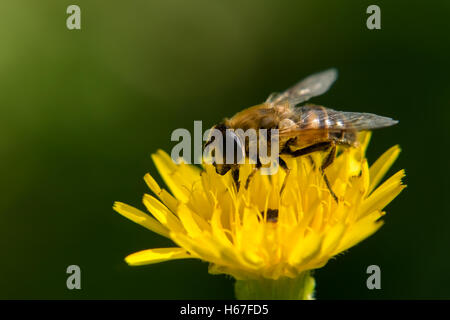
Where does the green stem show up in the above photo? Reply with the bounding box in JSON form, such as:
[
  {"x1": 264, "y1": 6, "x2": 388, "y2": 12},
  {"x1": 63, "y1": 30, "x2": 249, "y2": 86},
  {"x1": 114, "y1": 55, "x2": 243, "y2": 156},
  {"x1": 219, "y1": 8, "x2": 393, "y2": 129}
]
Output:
[{"x1": 234, "y1": 271, "x2": 315, "y2": 300}]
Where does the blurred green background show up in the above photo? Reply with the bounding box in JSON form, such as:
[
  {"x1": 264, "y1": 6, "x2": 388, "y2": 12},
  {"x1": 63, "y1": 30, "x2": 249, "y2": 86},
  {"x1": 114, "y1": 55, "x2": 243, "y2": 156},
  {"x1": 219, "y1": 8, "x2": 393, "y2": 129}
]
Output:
[{"x1": 0, "y1": 0, "x2": 449, "y2": 299}]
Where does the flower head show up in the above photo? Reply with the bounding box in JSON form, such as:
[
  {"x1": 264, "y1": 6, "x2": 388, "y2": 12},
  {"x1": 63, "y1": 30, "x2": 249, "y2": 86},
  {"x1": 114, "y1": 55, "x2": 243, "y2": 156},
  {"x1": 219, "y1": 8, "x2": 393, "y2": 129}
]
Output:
[{"x1": 114, "y1": 132, "x2": 405, "y2": 280}]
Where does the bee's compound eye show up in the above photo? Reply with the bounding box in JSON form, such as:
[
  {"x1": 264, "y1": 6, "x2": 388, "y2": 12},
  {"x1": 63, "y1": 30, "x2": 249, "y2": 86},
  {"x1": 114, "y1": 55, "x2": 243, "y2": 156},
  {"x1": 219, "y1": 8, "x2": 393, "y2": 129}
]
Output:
[{"x1": 279, "y1": 118, "x2": 296, "y2": 129}]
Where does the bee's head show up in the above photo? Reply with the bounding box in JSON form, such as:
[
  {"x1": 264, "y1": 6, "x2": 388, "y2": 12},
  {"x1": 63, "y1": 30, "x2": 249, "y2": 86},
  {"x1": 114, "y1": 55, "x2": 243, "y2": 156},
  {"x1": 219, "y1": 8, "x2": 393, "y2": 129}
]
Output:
[{"x1": 204, "y1": 122, "x2": 243, "y2": 175}]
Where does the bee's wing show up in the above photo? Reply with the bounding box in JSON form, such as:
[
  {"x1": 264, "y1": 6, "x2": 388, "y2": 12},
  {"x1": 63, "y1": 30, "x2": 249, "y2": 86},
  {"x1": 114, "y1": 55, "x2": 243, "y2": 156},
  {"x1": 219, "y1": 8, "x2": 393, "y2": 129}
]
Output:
[
  {"x1": 325, "y1": 110, "x2": 398, "y2": 131},
  {"x1": 279, "y1": 106, "x2": 398, "y2": 137},
  {"x1": 267, "y1": 69, "x2": 338, "y2": 106}
]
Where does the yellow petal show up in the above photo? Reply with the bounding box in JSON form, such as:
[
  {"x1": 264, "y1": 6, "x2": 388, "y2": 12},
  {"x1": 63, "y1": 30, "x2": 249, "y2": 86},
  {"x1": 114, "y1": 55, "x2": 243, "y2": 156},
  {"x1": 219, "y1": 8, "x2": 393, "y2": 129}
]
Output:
[
  {"x1": 337, "y1": 213, "x2": 384, "y2": 253},
  {"x1": 176, "y1": 204, "x2": 204, "y2": 237},
  {"x1": 113, "y1": 202, "x2": 169, "y2": 238},
  {"x1": 358, "y1": 131, "x2": 372, "y2": 154},
  {"x1": 144, "y1": 173, "x2": 179, "y2": 213},
  {"x1": 289, "y1": 230, "x2": 322, "y2": 266},
  {"x1": 151, "y1": 150, "x2": 201, "y2": 202},
  {"x1": 320, "y1": 223, "x2": 346, "y2": 257},
  {"x1": 142, "y1": 194, "x2": 184, "y2": 233},
  {"x1": 361, "y1": 170, "x2": 405, "y2": 217},
  {"x1": 211, "y1": 207, "x2": 233, "y2": 248},
  {"x1": 171, "y1": 231, "x2": 222, "y2": 263},
  {"x1": 369, "y1": 145, "x2": 401, "y2": 193},
  {"x1": 125, "y1": 247, "x2": 192, "y2": 266}
]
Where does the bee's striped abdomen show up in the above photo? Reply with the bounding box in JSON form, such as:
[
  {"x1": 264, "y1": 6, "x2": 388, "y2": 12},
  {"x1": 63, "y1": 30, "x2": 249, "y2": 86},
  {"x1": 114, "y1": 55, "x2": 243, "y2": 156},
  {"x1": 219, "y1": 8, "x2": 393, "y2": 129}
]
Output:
[
  {"x1": 298, "y1": 105, "x2": 358, "y2": 147},
  {"x1": 299, "y1": 105, "x2": 328, "y2": 130}
]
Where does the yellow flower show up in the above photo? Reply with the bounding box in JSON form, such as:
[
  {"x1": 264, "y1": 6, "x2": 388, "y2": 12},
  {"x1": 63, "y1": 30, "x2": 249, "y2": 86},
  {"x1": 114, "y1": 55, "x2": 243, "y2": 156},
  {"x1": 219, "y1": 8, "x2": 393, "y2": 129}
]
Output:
[{"x1": 113, "y1": 132, "x2": 405, "y2": 282}]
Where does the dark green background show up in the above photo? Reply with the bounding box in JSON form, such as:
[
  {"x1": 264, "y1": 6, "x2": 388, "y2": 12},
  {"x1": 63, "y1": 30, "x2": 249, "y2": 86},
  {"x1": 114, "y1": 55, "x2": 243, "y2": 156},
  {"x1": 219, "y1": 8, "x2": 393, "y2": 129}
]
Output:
[{"x1": 1, "y1": 1, "x2": 449, "y2": 299}]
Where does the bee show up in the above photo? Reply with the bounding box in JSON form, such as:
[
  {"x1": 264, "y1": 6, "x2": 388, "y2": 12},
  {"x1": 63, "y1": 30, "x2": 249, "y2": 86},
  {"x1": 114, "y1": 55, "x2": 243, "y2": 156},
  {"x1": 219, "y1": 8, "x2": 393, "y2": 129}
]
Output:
[{"x1": 204, "y1": 69, "x2": 398, "y2": 201}]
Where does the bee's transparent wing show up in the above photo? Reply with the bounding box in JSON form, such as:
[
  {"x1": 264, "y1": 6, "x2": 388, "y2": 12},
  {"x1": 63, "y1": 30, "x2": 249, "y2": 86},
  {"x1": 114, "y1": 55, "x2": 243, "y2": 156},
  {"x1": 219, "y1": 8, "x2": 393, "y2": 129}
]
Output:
[
  {"x1": 267, "y1": 69, "x2": 338, "y2": 106},
  {"x1": 325, "y1": 110, "x2": 398, "y2": 131},
  {"x1": 279, "y1": 106, "x2": 398, "y2": 137}
]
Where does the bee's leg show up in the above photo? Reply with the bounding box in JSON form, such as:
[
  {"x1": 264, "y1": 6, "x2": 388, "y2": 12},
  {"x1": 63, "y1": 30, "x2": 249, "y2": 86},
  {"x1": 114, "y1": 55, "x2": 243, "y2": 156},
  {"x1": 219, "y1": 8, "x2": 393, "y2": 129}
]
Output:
[
  {"x1": 320, "y1": 142, "x2": 336, "y2": 170},
  {"x1": 245, "y1": 158, "x2": 262, "y2": 189},
  {"x1": 286, "y1": 142, "x2": 331, "y2": 157},
  {"x1": 279, "y1": 157, "x2": 290, "y2": 194},
  {"x1": 281, "y1": 141, "x2": 339, "y2": 202},
  {"x1": 280, "y1": 142, "x2": 330, "y2": 195},
  {"x1": 232, "y1": 167, "x2": 240, "y2": 191},
  {"x1": 320, "y1": 142, "x2": 338, "y2": 202}
]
